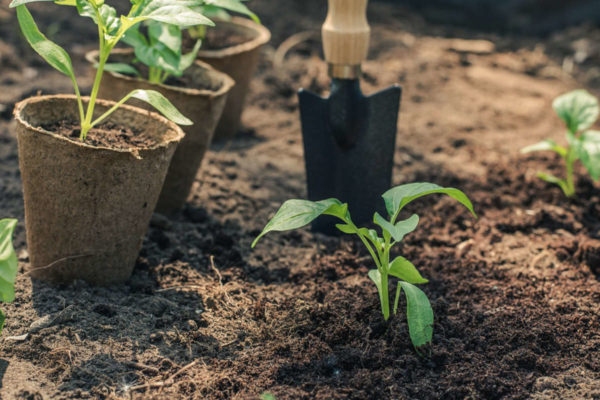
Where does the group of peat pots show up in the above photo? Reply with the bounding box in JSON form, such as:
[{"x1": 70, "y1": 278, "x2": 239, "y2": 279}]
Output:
[{"x1": 13, "y1": 10, "x2": 270, "y2": 285}]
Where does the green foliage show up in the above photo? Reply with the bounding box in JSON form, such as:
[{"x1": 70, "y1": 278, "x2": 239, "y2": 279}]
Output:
[
  {"x1": 0, "y1": 219, "x2": 18, "y2": 335},
  {"x1": 252, "y1": 183, "x2": 476, "y2": 353},
  {"x1": 10, "y1": 0, "x2": 200, "y2": 140},
  {"x1": 112, "y1": 0, "x2": 258, "y2": 84},
  {"x1": 522, "y1": 90, "x2": 600, "y2": 197}
]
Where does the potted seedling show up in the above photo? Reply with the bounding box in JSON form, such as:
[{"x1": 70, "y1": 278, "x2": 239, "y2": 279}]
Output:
[
  {"x1": 86, "y1": 15, "x2": 235, "y2": 213},
  {"x1": 10, "y1": 0, "x2": 211, "y2": 285},
  {"x1": 189, "y1": 0, "x2": 270, "y2": 141},
  {"x1": 522, "y1": 89, "x2": 600, "y2": 197},
  {"x1": 0, "y1": 219, "x2": 18, "y2": 335},
  {"x1": 253, "y1": 183, "x2": 476, "y2": 353}
]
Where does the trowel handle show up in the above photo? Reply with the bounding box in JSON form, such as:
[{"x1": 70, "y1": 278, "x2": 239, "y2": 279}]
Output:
[{"x1": 322, "y1": 0, "x2": 370, "y2": 79}]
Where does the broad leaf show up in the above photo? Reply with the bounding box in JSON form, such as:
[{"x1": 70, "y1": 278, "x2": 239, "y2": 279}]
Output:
[
  {"x1": 374, "y1": 213, "x2": 419, "y2": 242},
  {"x1": 252, "y1": 199, "x2": 347, "y2": 247},
  {"x1": 15, "y1": 5, "x2": 76, "y2": 80},
  {"x1": 553, "y1": 89, "x2": 599, "y2": 133},
  {"x1": 75, "y1": 1, "x2": 120, "y2": 38},
  {"x1": 180, "y1": 40, "x2": 202, "y2": 72},
  {"x1": 0, "y1": 219, "x2": 18, "y2": 304},
  {"x1": 10, "y1": 0, "x2": 53, "y2": 6},
  {"x1": 202, "y1": 0, "x2": 259, "y2": 22},
  {"x1": 382, "y1": 183, "x2": 476, "y2": 219},
  {"x1": 389, "y1": 256, "x2": 428, "y2": 284},
  {"x1": 577, "y1": 130, "x2": 600, "y2": 181},
  {"x1": 399, "y1": 282, "x2": 433, "y2": 352},
  {"x1": 132, "y1": 0, "x2": 215, "y2": 28},
  {"x1": 129, "y1": 89, "x2": 193, "y2": 125},
  {"x1": 521, "y1": 139, "x2": 567, "y2": 158}
]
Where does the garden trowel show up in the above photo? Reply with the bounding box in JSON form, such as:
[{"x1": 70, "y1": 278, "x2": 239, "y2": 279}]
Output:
[{"x1": 299, "y1": 0, "x2": 402, "y2": 234}]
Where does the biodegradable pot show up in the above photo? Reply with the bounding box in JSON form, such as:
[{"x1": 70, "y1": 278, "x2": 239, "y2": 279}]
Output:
[
  {"x1": 87, "y1": 49, "x2": 234, "y2": 214},
  {"x1": 196, "y1": 17, "x2": 271, "y2": 141},
  {"x1": 14, "y1": 95, "x2": 184, "y2": 285}
]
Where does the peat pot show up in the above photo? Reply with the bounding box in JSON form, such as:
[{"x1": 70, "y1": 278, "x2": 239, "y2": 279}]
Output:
[
  {"x1": 87, "y1": 49, "x2": 235, "y2": 214},
  {"x1": 196, "y1": 17, "x2": 271, "y2": 141},
  {"x1": 14, "y1": 95, "x2": 184, "y2": 285}
]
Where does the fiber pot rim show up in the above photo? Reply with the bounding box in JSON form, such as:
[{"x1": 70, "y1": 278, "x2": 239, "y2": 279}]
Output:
[
  {"x1": 13, "y1": 94, "x2": 185, "y2": 156},
  {"x1": 196, "y1": 17, "x2": 271, "y2": 59},
  {"x1": 85, "y1": 49, "x2": 235, "y2": 99}
]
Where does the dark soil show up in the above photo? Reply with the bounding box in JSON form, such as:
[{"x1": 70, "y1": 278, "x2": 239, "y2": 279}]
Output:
[
  {"x1": 203, "y1": 25, "x2": 252, "y2": 50},
  {"x1": 1, "y1": 0, "x2": 600, "y2": 399},
  {"x1": 41, "y1": 120, "x2": 152, "y2": 150}
]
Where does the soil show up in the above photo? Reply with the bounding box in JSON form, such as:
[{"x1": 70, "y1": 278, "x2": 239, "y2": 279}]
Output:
[
  {"x1": 40, "y1": 120, "x2": 151, "y2": 150},
  {"x1": 1, "y1": 1, "x2": 600, "y2": 399},
  {"x1": 202, "y1": 25, "x2": 252, "y2": 50}
]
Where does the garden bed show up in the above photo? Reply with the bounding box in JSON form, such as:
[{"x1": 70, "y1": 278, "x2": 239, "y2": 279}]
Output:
[{"x1": 0, "y1": 0, "x2": 599, "y2": 399}]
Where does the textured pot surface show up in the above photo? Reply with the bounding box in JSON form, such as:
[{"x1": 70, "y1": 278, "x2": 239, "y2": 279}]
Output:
[
  {"x1": 87, "y1": 49, "x2": 234, "y2": 213},
  {"x1": 196, "y1": 17, "x2": 271, "y2": 141},
  {"x1": 14, "y1": 95, "x2": 184, "y2": 285}
]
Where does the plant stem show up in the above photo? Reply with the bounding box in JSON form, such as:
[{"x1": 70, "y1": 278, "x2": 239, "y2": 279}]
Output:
[{"x1": 564, "y1": 147, "x2": 576, "y2": 197}]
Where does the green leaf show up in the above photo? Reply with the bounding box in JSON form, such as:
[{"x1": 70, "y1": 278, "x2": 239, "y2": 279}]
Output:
[
  {"x1": 0, "y1": 309, "x2": 5, "y2": 334},
  {"x1": 536, "y1": 172, "x2": 565, "y2": 185},
  {"x1": 374, "y1": 213, "x2": 419, "y2": 242},
  {"x1": 252, "y1": 199, "x2": 346, "y2": 247},
  {"x1": 103, "y1": 63, "x2": 141, "y2": 77},
  {"x1": 0, "y1": 219, "x2": 18, "y2": 304},
  {"x1": 15, "y1": 5, "x2": 76, "y2": 80},
  {"x1": 129, "y1": 89, "x2": 193, "y2": 125},
  {"x1": 202, "y1": 0, "x2": 260, "y2": 23},
  {"x1": 399, "y1": 282, "x2": 433, "y2": 352},
  {"x1": 368, "y1": 269, "x2": 386, "y2": 312},
  {"x1": 336, "y1": 224, "x2": 357, "y2": 234},
  {"x1": 553, "y1": 90, "x2": 599, "y2": 133},
  {"x1": 577, "y1": 130, "x2": 600, "y2": 181},
  {"x1": 10, "y1": 0, "x2": 53, "y2": 7},
  {"x1": 132, "y1": 0, "x2": 215, "y2": 28},
  {"x1": 389, "y1": 256, "x2": 428, "y2": 284},
  {"x1": 521, "y1": 139, "x2": 567, "y2": 158},
  {"x1": 382, "y1": 183, "x2": 476, "y2": 220},
  {"x1": 180, "y1": 39, "x2": 202, "y2": 72}
]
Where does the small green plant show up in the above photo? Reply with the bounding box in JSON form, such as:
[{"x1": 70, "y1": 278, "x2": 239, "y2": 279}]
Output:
[
  {"x1": 252, "y1": 183, "x2": 476, "y2": 352},
  {"x1": 106, "y1": 0, "x2": 258, "y2": 84},
  {"x1": 0, "y1": 219, "x2": 18, "y2": 335},
  {"x1": 9, "y1": 0, "x2": 212, "y2": 140},
  {"x1": 522, "y1": 89, "x2": 600, "y2": 197}
]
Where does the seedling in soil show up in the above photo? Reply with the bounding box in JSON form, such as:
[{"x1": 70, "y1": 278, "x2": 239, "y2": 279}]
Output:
[
  {"x1": 108, "y1": 0, "x2": 258, "y2": 84},
  {"x1": 252, "y1": 183, "x2": 476, "y2": 353},
  {"x1": 0, "y1": 219, "x2": 18, "y2": 335},
  {"x1": 9, "y1": 0, "x2": 208, "y2": 140},
  {"x1": 522, "y1": 89, "x2": 600, "y2": 197}
]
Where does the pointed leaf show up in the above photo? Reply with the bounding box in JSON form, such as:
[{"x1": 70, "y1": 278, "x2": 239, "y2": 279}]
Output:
[
  {"x1": 202, "y1": 0, "x2": 259, "y2": 22},
  {"x1": 252, "y1": 199, "x2": 345, "y2": 247},
  {"x1": 553, "y1": 89, "x2": 599, "y2": 133},
  {"x1": 399, "y1": 282, "x2": 433, "y2": 351},
  {"x1": 103, "y1": 63, "x2": 141, "y2": 77},
  {"x1": 10, "y1": 0, "x2": 54, "y2": 6},
  {"x1": 179, "y1": 39, "x2": 202, "y2": 72},
  {"x1": 389, "y1": 256, "x2": 428, "y2": 284},
  {"x1": 129, "y1": 89, "x2": 192, "y2": 125},
  {"x1": 382, "y1": 182, "x2": 476, "y2": 219},
  {"x1": 374, "y1": 213, "x2": 419, "y2": 242},
  {"x1": 577, "y1": 130, "x2": 600, "y2": 181},
  {"x1": 133, "y1": 0, "x2": 215, "y2": 28},
  {"x1": 521, "y1": 139, "x2": 567, "y2": 157},
  {"x1": 368, "y1": 269, "x2": 386, "y2": 312},
  {"x1": 0, "y1": 219, "x2": 18, "y2": 304},
  {"x1": 16, "y1": 5, "x2": 76, "y2": 80}
]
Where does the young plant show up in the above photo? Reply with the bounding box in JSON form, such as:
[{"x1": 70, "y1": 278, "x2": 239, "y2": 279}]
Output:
[
  {"x1": 9, "y1": 0, "x2": 213, "y2": 140},
  {"x1": 0, "y1": 219, "x2": 18, "y2": 335},
  {"x1": 252, "y1": 183, "x2": 476, "y2": 352},
  {"x1": 107, "y1": 0, "x2": 258, "y2": 84},
  {"x1": 522, "y1": 90, "x2": 600, "y2": 197}
]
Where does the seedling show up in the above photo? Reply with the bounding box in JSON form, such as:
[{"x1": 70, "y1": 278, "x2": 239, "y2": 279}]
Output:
[
  {"x1": 522, "y1": 90, "x2": 600, "y2": 197},
  {"x1": 107, "y1": 0, "x2": 259, "y2": 84},
  {"x1": 0, "y1": 219, "x2": 18, "y2": 335},
  {"x1": 252, "y1": 183, "x2": 476, "y2": 352},
  {"x1": 9, "y1": 0, "x2": 213, "y2": 140}
]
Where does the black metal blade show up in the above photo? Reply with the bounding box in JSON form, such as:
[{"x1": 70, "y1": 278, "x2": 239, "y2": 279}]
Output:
[{"x1": 299, "y1": 81, "x2": 402, "y2": 234}]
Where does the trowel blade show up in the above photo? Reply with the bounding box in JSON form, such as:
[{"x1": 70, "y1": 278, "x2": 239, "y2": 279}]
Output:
[{"x1": 299, "y1": 84, "x2": 402, "y2": 234}]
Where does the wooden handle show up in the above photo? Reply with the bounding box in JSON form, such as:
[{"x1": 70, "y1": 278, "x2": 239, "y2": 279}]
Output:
[{"x1": 322, "y1": 0, "x2": 370, "y2": 79}]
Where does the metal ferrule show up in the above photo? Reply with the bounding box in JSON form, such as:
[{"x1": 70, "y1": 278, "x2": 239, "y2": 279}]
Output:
[{"x1": 328, "y1": 64, "x2": 362, "y2": 79}]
